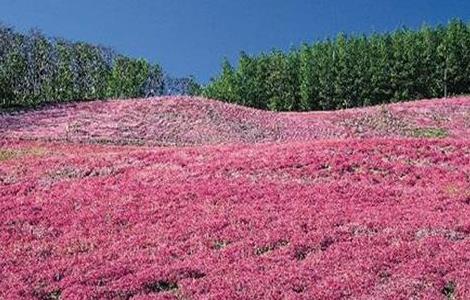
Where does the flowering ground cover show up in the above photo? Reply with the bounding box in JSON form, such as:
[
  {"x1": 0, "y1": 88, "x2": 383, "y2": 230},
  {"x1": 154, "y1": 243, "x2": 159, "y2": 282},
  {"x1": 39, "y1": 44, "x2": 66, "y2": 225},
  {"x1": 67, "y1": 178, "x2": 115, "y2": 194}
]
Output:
[
  {"x1": 1, "y1": 97, "x2": 469, "y2": 299},
  {"x1": 1, "y1": 96, "x2": 468, "y2": 146}
]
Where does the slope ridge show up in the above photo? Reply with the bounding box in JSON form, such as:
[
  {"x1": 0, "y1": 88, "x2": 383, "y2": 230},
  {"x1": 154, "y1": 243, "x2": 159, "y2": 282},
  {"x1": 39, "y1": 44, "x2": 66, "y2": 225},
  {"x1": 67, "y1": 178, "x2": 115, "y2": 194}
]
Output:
[{"x1": 1, "y1": 96, "x2": 468, "y2": 146}]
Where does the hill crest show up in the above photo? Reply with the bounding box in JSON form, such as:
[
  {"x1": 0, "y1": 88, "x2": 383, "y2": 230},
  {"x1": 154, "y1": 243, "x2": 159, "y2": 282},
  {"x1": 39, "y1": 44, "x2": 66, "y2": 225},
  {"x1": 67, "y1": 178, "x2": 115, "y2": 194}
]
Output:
[{"x1": 1, "y1": 96, "x2": 469, "y2": 146}]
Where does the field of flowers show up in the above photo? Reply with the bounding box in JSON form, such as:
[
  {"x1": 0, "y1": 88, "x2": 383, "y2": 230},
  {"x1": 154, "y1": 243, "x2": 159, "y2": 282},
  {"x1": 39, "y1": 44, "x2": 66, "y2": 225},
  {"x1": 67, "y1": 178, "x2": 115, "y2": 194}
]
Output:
[
  {"x1": 1, "y1": 96, "x2": 468, "y2": 146},
  {"x1": 1, "y1": 96, "x2": 469, "y2": 299}
]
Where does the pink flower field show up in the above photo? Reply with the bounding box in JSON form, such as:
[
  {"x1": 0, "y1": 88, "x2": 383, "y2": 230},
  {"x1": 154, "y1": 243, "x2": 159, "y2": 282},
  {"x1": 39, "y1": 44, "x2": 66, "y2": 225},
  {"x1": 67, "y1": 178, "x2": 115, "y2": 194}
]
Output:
[
  {"x1": 1, "y1": 96, "x2": 469, "y2": 146},
  {"x1": 1, "y1": 97, "x2": 469, "y2": 299}
]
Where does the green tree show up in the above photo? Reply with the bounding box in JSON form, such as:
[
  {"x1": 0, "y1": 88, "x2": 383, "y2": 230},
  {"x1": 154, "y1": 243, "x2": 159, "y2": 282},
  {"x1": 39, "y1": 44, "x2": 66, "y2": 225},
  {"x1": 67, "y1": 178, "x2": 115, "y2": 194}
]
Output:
[
  {"x1": 299, "y1": 44, "x2": 319, "y2": 110},
  {"x1": 21, "y1": 30, "x2": 55, "y2": 105},
  {"x1": 236, "y1": 52, "x2": 266, "y2": 108},
  {"x1": 2, "y1": 34, "x2": 29, "y2": 107},
  {"x1": 333, "y1": 33, "x2": 354, "y2": 108},
  {"x1": 438, "y1": 19, "x2": 469, "y2": 97},
  {"x1": 204, "y1": 19, "x2": 470, "y2": 111},
  {"x1": 416, "y1": 25, "x2": 441, "y2": 98},
  {"x1": 203, "y1": 58, "x2": 239, "y2": 103},
  {"x1": 0, "y1": 24, "x2": 16, "y2": 106},
  {"x1": 265, "y1": 50, "x2": 300, "y2": 111},
  {"x1": 317, "y1": 41, "x2": 336, "y2": 110},
  {"x1": 107, "y1": 57, "x2": 150, "y2": 99},
  {"x1": 368, "y1": 34, "x2": 393, "y2": 105},
  {"x1": 186, "y1": 75, "x2": 202, "y2": 96},
  {"x1": 53, "y1": 40, "x2": 75, "y2": 102}
]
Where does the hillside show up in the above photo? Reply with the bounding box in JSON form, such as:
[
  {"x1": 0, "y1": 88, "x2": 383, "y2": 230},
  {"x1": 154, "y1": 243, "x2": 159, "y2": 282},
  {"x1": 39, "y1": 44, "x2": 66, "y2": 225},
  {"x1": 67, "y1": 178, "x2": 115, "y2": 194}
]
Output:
[
  {"x1": 1, "y1": 96, "x2": 469, "y2": 146},
  {"x1": 1, "y1": 96, "x2": 469, "y2": 299}
]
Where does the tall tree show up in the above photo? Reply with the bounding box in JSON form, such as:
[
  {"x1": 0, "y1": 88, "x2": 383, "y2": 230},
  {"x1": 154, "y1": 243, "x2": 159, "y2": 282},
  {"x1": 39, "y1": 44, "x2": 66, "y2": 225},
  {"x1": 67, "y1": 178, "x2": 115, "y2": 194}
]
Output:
[
  {"x1": 107, "y1": 56, "x2": 150, "y2": 99},
  {"x1": 299, "y1": 44, "x2": 318, "y2": 110},
  {"x1": 203, "y1": 58, "x2": 239, "y2": 102}
]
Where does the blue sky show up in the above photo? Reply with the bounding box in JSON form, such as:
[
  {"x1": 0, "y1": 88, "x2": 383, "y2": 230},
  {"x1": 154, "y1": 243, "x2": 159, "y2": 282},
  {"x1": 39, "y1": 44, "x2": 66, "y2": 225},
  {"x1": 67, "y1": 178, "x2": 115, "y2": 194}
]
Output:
[{"x1": 0, "y1": 0, "x2": 469, "y2": 82}]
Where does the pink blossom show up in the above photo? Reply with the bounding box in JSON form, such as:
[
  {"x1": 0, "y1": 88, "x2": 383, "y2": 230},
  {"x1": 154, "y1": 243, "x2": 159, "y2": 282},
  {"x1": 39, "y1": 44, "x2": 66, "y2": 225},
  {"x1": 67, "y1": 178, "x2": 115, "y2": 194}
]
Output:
[{"x1": 0, "y1": 96, "x2": 469, "y2": 299}]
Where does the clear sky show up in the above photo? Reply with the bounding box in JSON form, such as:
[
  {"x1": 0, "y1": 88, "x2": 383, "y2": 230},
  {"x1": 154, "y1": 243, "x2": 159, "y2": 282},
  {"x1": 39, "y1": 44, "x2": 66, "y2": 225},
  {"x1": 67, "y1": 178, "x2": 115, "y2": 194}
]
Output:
[{"x1": 0, "y1": 0, "x2": 469, "y2": 82}]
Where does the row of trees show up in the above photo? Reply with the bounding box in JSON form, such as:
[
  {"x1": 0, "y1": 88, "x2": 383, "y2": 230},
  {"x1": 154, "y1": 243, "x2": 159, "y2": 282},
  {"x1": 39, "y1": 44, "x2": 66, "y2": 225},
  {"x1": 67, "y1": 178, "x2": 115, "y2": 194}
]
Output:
[
  {"x1": 203, "y1": 19, "x2": 470, "y2": 111},
  {"x1": 0, "y1": 24, "x2": 200, "y2": 109}
]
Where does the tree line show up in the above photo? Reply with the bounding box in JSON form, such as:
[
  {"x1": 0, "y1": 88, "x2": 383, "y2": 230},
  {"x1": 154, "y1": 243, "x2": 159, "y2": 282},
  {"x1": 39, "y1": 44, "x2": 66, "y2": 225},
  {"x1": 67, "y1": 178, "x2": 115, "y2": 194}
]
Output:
[
  {"x1": 0, "y1": 24, "x2": 200, "y2": 109},
  {"x1": 203, "y1": 19, "x2": 470, "y2": 111}
]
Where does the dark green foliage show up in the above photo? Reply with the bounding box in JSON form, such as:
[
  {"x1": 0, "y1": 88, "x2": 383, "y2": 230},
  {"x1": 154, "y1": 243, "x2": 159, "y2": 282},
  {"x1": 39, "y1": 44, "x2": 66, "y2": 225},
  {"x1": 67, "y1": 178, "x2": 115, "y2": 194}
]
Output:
[
  {"x1": 299, "y1": 44, "x2": 316, "y2": 110},
  {"x1": 143, "y1": 64, "x2": 165, "y2": 97},
  {"x1": 442, "y1": 281, "x2": 457, "y2": 300},
  {"x1": 204, "y1": 19, "x2": 470, "y2": 111},
  {"x1": 203, "y1": 58, "x2": 239, "y2": 102},
  {"x1": 266, "y1": 50, "x2": 300, "y2": 111},
  {"x1": 107, "y1": 56, "x2": 150, "y2": 99},
  {"x1": 0, "y1": 24, "x2": 165, "y2": 109},
  {"x1": 237, "y1": 52, "x2": 265, "y2": 108},
  {"x1": 73, "y1": 42, "x2": 111, "y2": 100},
  {"x1": 143, "y1": 280, "x2": 179, "y2": 293},
  {"x1": 0, "y1": 32, "x2": 24, "y2": 106},
  {"x1": 186, "y1": 75, "x2": 203, "y2": 96},
  {"x1": 411, "y1": 128, "x2": 448, "y2": 138}
]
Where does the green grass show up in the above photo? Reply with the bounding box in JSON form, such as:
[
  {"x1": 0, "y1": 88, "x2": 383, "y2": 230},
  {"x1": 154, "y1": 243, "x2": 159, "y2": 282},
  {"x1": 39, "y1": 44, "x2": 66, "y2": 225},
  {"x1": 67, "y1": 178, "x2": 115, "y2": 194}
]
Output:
[{"x1": 411, "y1": 127, "x2": 448, "y2": 138}]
